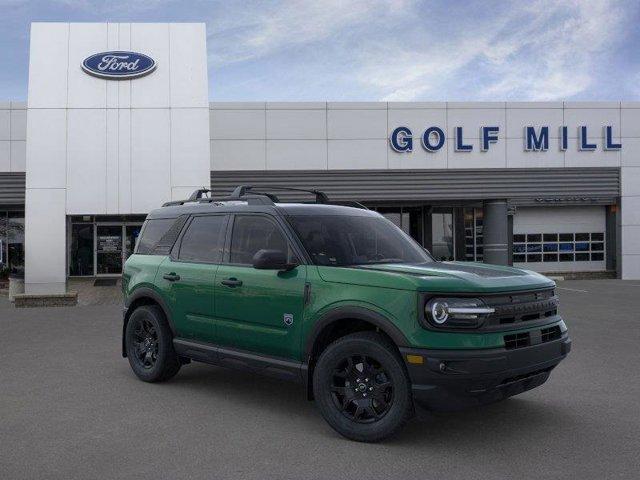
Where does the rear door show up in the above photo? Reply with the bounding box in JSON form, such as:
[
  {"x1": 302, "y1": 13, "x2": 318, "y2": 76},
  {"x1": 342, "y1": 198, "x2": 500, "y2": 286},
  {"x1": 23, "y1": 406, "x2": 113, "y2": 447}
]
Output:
[
  {"x1": 214, "y1": 214, "x2": 307, "y2": 359},
  {"x1": 159, "y1": 214, "x2": 228, "y2": 343}
]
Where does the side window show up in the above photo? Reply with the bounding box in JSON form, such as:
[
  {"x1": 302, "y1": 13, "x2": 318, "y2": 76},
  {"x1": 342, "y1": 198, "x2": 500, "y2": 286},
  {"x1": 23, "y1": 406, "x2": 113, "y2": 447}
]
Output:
[
  {"x1": 229, "y1": 215, "x2": 294, "y2": 265},
  {"x1": 136, "y1": 218, "x2": 175, "y2": 255},
  {"x1": 178, "y1": 215, "x2": 227, "y2": 263}
]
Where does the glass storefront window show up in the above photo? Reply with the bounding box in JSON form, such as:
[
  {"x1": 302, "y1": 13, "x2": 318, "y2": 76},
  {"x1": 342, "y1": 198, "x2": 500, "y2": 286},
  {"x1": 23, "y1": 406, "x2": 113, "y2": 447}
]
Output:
[
  {"x1": 70, "y1": 224, "x2": 95, "y2": 276},
  {"x1": 0, "y1": 211, "x2": 25, "y2": 276},
  {"x1": 463, "y1": 207, "x2": 483, "y2": 262},
  {"x1": 432, "y1": 210, "x2": 454, "y2": 261}
]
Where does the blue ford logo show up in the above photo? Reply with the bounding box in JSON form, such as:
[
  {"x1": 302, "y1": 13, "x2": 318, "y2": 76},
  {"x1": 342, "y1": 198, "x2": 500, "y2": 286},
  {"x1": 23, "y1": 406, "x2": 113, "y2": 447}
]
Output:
[{"x1": 82, "y1": 51, "x2": 156, "y2": 80}]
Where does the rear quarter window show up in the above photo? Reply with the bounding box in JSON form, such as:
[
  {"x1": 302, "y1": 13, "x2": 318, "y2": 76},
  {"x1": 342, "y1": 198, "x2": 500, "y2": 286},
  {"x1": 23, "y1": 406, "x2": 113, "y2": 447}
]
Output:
[{"x1": 136, "y1": 217, "x2": 185, "y2": 255}]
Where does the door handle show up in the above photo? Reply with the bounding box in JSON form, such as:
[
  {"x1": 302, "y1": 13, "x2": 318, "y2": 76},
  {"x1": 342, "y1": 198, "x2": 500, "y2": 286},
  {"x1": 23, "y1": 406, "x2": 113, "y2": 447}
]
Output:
[
  {"x1": 221, "y1": 277, "x2": 243, "y2": 287},
  {"x1": 163, "y1": 272, "x2": 181, "y2": 282}
]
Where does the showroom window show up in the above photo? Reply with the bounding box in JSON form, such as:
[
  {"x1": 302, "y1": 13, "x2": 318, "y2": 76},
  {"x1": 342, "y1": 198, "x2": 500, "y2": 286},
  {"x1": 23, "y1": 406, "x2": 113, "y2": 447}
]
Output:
[
  {"x1": 464, "y1": 208, "x2": 483, "y2": 262},
  {"x1": 0, "y1": 211, "x2": 25, "y2": 276},
  {"x1": 513, "y1": 232, "x2": 605, "y2": 263}
]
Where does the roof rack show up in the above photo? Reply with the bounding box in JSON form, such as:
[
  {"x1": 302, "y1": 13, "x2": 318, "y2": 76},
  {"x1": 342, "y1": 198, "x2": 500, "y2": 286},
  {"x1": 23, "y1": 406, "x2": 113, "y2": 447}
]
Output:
[
  {"x1": 230, "y1": 185, "x2": 329, "y2": 204},
  {"x1": 162, "y1": 185, "x2": 367, "y2": 209},
  {"x1": 162, "y1": 188, "x2": 212, "y2": 207}
]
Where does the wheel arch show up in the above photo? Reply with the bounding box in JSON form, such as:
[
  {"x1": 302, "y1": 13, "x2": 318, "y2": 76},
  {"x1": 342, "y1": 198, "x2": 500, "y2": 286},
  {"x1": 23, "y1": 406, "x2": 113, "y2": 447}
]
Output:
[
  {"x1": 304, "y1": 306, "x2": 409, "y2": 399},
  {"x1": 122, "y1": 287, "x2": 175, "y2": 357}
]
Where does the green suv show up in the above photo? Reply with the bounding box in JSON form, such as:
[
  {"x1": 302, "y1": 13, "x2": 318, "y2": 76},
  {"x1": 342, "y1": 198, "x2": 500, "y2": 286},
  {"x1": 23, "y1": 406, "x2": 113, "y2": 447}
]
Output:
[{"x1": 122, "y1": 186, "x2": 571, "y2": 442}]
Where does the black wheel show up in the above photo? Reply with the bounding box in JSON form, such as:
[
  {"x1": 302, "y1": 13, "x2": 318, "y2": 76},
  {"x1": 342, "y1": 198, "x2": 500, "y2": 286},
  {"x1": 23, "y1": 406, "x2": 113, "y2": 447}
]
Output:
[
  {"x1": 125, "y1": 305, "x2": 181, "y2": 382},
  {"x1": 313, "y1": 331, "x2": 413, "y2": 442}
]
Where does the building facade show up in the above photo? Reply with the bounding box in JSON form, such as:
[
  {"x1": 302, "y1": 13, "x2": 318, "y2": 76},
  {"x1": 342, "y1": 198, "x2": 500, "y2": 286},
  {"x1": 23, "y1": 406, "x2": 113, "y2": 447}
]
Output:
[{"x1": 0, "y1": 22, "x2": 639, "y2": 295}]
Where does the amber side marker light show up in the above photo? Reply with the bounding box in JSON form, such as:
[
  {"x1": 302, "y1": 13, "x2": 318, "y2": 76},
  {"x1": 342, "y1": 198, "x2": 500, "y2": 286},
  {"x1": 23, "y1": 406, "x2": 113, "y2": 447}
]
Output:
[{"x1": 406, "y1": 354, "x2": 424, "y2": 364}]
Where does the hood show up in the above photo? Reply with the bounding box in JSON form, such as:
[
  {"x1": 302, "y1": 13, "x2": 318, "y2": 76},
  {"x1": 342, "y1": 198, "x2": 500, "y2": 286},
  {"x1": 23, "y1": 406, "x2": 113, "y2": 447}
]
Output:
[{"x1": 316, "y1": 261, "x2": 554, "y2": 293}]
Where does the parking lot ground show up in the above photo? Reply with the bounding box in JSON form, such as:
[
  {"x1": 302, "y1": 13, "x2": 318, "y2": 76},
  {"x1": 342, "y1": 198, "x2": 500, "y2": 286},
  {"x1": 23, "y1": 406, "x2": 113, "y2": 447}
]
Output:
[{"x1": 1, "y1": 280, "x2": 639, "y2": 480}]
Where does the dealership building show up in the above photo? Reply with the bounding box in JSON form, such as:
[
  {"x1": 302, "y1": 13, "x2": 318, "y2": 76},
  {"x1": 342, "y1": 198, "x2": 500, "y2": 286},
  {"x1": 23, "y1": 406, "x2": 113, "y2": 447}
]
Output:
[{"x1": 1, "y1": 22, "x2": 640, "y2": 295}]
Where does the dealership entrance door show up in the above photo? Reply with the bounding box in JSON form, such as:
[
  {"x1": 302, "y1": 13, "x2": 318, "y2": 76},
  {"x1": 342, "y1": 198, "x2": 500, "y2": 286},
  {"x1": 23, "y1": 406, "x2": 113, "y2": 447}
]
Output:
[{"x1": 69, "y1": 216, "x2": 145, "y2": 277}]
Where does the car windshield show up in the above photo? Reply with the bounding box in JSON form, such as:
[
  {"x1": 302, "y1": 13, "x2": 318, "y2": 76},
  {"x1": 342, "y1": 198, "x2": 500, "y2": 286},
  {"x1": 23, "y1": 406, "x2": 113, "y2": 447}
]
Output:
[{"x1": 287, "y1": 214, "x2": 434, "y2": 267}]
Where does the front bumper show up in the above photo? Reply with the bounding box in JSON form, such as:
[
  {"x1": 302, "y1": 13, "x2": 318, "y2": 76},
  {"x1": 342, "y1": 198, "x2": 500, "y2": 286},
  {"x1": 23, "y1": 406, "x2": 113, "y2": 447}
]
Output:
[{"x1": 400, "y1": 334, "x2": 571, "y2": 411}]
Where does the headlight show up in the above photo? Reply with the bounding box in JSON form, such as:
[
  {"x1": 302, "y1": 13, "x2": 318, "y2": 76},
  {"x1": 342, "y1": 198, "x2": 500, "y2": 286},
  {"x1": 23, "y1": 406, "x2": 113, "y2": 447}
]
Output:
[{"x1": 425, "y1": 297, "x2": 495, "y2": 328}]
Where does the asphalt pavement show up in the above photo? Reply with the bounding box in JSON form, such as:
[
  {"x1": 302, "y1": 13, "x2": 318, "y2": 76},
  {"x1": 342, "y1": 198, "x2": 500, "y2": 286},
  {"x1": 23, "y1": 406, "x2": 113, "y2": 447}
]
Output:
[{"x1": 1, "y1": 280, "x2": 639, "y2": 479}]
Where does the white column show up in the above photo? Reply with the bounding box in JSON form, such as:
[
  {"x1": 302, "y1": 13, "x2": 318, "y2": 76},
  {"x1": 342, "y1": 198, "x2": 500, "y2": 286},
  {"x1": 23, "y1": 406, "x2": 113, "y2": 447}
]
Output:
[{"x1": 621, "y1": 104, "x2": 640, "y2": 279}]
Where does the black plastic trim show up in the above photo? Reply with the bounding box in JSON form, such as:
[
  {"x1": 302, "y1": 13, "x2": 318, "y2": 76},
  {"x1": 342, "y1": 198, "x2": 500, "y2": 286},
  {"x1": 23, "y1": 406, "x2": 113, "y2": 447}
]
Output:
[
  {"x1": 304, "y1": 306, "x2": 410, "y2": 358},
  {"x1": 173, "y1": 338, "x2": 307, "y2": 384},
  {"x1": 123, "y1": 287, "x2": 176, "y2": 337}
]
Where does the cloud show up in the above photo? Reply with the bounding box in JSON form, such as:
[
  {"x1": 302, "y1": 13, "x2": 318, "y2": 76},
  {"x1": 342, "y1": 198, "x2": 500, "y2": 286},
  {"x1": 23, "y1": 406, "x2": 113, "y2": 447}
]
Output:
[
  {"x1": 207, "y1": 0, "x2": 412, "y2": 66},
  {"x1": 358, "y1": 0, "x2": 629, "y2": 101},
  {"x1": 206, "y1": 0, "x2": 633, "y2": 101}
]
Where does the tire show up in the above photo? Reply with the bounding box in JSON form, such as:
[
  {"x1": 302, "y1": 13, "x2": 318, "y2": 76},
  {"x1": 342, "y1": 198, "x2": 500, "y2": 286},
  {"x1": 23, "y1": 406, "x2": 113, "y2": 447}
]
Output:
[
  {"x1": 125, "y1": 305, "x2": 181, "y2": 383},
  {"x1": 313, "y1": 331, "x2": 413, "y2": 442}
]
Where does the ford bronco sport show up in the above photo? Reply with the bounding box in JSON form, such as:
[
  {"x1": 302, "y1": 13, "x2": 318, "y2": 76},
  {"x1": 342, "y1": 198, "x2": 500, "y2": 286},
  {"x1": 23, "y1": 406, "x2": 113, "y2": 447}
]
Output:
[{"x1": 122, "y1": 186, "x2": 571, "y2": 442}]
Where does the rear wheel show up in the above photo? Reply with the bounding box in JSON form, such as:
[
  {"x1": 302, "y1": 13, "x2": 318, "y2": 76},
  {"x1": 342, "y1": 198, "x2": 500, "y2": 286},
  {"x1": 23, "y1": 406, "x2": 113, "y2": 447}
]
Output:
[
  {"x1": 125, "y1": 305, "x2": 181, "y2": 382},
  {"x1": 313, "y1": 331, "x2": 413, "y2": 442}
]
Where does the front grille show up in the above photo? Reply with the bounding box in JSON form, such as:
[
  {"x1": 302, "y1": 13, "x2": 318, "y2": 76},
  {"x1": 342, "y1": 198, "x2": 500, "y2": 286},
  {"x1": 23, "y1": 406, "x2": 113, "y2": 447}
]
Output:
[
  {"x1": 481, "y1": 288, "x2": 559, "y2": 328},
  {"x1": 504, "y1": 332, "x2": 531, "y2": 350},
  {"x1": 541, "y1": 325, "x2": 562, "y2": 343}
]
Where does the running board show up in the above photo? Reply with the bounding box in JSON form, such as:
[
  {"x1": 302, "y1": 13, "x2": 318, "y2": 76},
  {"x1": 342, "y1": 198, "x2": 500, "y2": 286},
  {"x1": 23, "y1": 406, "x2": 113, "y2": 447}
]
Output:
[{"x1": 173, "y1": 338, "x2": 307, "y2": 384}]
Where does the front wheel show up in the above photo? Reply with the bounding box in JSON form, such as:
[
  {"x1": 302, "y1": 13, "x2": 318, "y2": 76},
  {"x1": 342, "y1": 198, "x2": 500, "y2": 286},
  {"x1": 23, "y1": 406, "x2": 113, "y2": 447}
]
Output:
[
  {"x1": 125, "y1": 305, "x2": 181, "y2": 382},
  {"x1": 313, "y1": 332, "x2": 413, "y2": 442}
]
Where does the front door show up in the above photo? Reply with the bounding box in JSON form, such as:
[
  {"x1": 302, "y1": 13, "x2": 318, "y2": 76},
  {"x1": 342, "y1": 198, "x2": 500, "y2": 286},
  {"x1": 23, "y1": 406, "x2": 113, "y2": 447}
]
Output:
[{"x1": 214, "y1": 214, "x2": 307, "y2": 359}]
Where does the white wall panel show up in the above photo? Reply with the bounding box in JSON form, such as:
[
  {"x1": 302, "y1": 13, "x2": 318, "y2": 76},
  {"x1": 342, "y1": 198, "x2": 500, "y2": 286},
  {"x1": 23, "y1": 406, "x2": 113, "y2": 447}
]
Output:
[
  {"x1": 0, "y1": 141, "x2": 9, "y2": 171},
  {"x1": 621, "y1": 166, "x2": 640, "y2": 196},
  {"x1": 621, "y1": 138, "x2": 640, "y2": 167},
  {"x1": 266, "y1": 109, "x2": 326, "y2": 139},
  {"x1": 211, "y1": 140, "x2": 265, "y2": 170},
  {"x1": 25, "y1": 109, "x2": 67, "y2": 189},
  {"x1": 24, "y1": 188, "x2": 66, "y2": 294},
  {"x1": 564, "y1": 144, "x2": 620, "y2": 167},
  {"x1": 446, "y1": 138, "x2": 506, "y2": 169},
  {"x1": 447, "y1": 108, "x2": 506, "y2": 140},
  {"x1": 66, "y1": 109, "x2": 107, "y2": 214},
  {"x1": 506, "y1": 108, "x2": 563, "y2": 138},
  {"x1": 117, "y1": 109, "x2": 132, "y2": 213},
  {"x1": 388, "y1": 146, "x2": 445, "y2": 170},
  {"x1": 171, "y1": 108, "x2": 211, "y2": 186},
  {"x1": 106, "y1": 23, "x2": 119, "y2": 108},
  {"x1": 28, "y1": 23, "x2": 68, "y2": 108},
  {"x1": 11, "y1": 141, "x2": 26, "y2": 172},
  {"x1": 506, "y1": 138, "x2": 565, "y2": 168},
  {"x1": 211, "y1": 109, "x2": 265, "y2": 139},
  {"x1": 328, "y1": 140, "x2": 387, "y2": 169},
  {"x1": 131, "y1": 23, "x2": 170, "y2": 108},
  {"x1": 621, "y1": 196, "x2": 640, "y2": 226},
  {"x1": 118, "y1": 23, "x2": 132, "y2": 109},
  {"x1": 67, "y1": 23, "x2": 108, "y2": 109},
  {"x1": 0, "y1": 110, "x2": 9, "y2": 140},
  {"x1": 564, "y1": 107, "x2": 620, "y2": 138},
  {"x1": 169, "y1": 23, "x2": 208, "y2": 107},
  {"x1": 106, "y1": 109, "x2": 119, "y2": 213},
  {"x1": 387, "y1": 108, "x2": 447, "y2": 138},
  {"x1": 266, "y1": 140, "x2": 327, "y2": 170},
  {"x1": 10, "y1": 109, "x2": 27, "y2": 140},
  {"x1": 130, "y1": 108, "x2": 171, "y2": 211},
  {"x1": 327, "y1": 109, "x2": 386, "y2": 139},
  {"x1": 621, "y1": 225, "x2": 640, "y2": 255},
  {"x1": 621, "y1": 108, "x2": 640, "y2": 138}
]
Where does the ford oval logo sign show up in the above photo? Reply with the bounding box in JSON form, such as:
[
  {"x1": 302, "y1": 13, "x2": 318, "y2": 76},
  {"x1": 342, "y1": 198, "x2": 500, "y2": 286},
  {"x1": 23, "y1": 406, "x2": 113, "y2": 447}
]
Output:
[{"x1": 82, "y1": 51, "x2": 156, "y2": 80}]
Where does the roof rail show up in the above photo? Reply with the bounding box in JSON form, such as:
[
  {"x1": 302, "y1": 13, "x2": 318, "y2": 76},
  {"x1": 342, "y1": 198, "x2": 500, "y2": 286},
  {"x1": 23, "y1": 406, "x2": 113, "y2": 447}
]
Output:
[
  {"x1": 230, "y1": 185, "x2": 329, "y2": 204},
  {"x1": 162, "y1": 188, "x2": 212, "y2": 207}
]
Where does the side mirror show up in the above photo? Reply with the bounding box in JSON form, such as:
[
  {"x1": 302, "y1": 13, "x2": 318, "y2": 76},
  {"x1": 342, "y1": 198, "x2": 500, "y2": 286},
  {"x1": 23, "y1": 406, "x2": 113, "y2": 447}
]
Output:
[{"x1": 252, "y1": 249, "x2": 298, "y2": 271}]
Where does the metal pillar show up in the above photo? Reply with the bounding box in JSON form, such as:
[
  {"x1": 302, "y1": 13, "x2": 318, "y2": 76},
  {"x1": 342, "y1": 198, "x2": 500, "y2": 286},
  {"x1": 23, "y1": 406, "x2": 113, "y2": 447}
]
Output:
[{"x1": 483, "y1": 200, "x2": 509, "y2": 266}]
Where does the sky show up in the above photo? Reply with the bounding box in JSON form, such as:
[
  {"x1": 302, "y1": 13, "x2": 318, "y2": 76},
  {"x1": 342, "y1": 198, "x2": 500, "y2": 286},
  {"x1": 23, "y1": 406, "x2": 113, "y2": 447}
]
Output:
[{"x1": 0, "y1": 0, "x2": 639, "y2": 102}]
